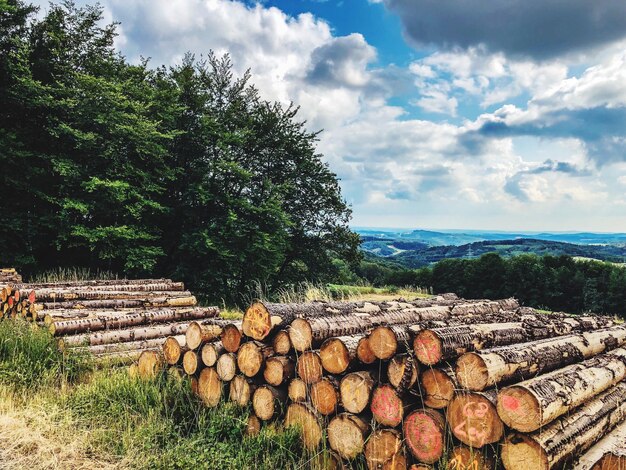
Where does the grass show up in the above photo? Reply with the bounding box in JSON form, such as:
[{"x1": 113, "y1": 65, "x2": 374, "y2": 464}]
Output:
[{"x1": 29, "y1": 267, "x2": 120, "y2": 283}]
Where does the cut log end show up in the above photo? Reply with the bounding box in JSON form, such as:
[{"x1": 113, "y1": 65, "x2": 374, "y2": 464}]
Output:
[
  {"x1": 310, "y1": 378, "x2": 338, "y2": 416},
  {"x1": 297, "y1": 351, "x2": 323, "y2": 384},
  {"x1": 371, "y1": 385, "x2": 404, "y2": 427},
  {"x1": 163, "y1": 337, "x2": 184, "y2": 365},
  {"x1": 182, "y1": 350, "x2": 199, "y2": 375},
  {"x1": 403, "y1": 409, "x2": 445, "y2": 464},
  {"x1": 237, "y1": 342, "x2": 264, "y2": 378},
  {"x1": 221, "y1": 324, "x2": 242, "y2": 353},
  {"x1": 328, "y1": 413, "x2": 370, "y2": 460},
  {"x1": 387, "y1": 355, "x2": 418, "y2": 390},
  {"x1": 185, "y1": 322, "x2": 203, "y2": 350},
  {"x1": 252, "y1": 386, "x2": 279, "y2": 421},
  {"x1": 285, "y1": 403, "x2": 323, "y2": 450},
  {"x1": 245, "y1": 414, "x2": 261, "y2": 437},
  {"x1": 272, "y1": 330, "x2": 292, "y2": 355},
  {"x1": 364, "y1": 429, "x2": 402, "y2": 470},
  {"x1": 320, "y1": 338, "x2": 350, "y2": 374},
  {"x1": 421, "y1": 368, "x2": 456, "y2": 409},
  {"x1": 264, "y1": 356, "x2": 294, "y2": 387},
  {"x1": 229, "y1": 375, "x2": 254, "y2": 406},
  {"x1": 592, "y1": 454, "x2": 626, "y2": 470},
  {"x1": 288, "y1": 378, "x2": 308, "y2": 403},
  {"x1": 357, "y1": 337, "x2": 376, "y2": 364},
  {"x1": 497, "y1": 386, "x2": 541, "y2": 433},
  {"x1": 447, "y1": 392, "x2": 504, "y2": 447},
  {"x1": 449, "y1": 446, "x2": 494, "y2": 470},
  {"x1": 216, "y1": 353, "x2": 237, "y2": 382},
  {"x1": 414, "y1": 330, "x2": 442, "y2": 365},
  {"x1": 242, "y1": 302, "x2": 270, "y2": 341},
  {"x1": 340, "y1": 371, "x2": 375, "y2": 414},
  {"x1": 201, "y1": 342, "x2": 221, "y2": 367},
  {"x1": 501, "y1": 434, "x2": 548, "y2": 470},
  {"x1": 369, "y1": 326, "x2": 398, "y2": 360},
  {"x1": 137, "y1": 351, "x2": 163, "y2": 379},
  {"x1": 197, "y1": 367, "x2": 222, "y2": 407},
  {"x1": 456, "y1": 352, "x2": 489, "y2": 391},
  {"x1": 289, "y1": 318, "x2": 313, "y2": 352}
]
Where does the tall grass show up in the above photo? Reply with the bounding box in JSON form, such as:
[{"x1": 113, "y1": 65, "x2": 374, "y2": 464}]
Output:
[{"x1": 29, "y1": 267, "x2": 120, "y2": 283}]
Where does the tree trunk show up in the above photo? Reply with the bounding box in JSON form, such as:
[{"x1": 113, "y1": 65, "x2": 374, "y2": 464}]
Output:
[
  {"x1": 340, "y1": 370, "x2": 376, "y2": 414},
  {"x1": 263, "y1": 356, "x2": 295, "y2": 387},
  {"x1": 49, "y1": 307, "x2": 219, "y2": 336},
  {"x1": 77, "y1": 335, "x2": 183, "y2": 356},
  {"x1": 369, "y1": 325, "x2": 412, "y2": 360},
  {"x1": 253, "y1": 385, "x2": 287, "y2": 421},
  {"x1": 575, "y1": 410, "x2": 626, "y2": 470},
  {"x1": 59, "y1": 321, "x2": 194, "y2": 348},
  {"x1": 320, "y1": 334, "x2": 366, "y2": 375},
  {"x1": 97, "y1": 349, "x2": 158, "y2": 367},
  {"x1": 501, "y1": 381, "x2": 626, "y2": 470},
  {"x1": 245, "y1": 414, "x2": 262, "y2": 437},
  {"x1": 421, "y1": 366, "x2": 457, "y2": 409},
  {"x1": 137, "y1": 350, "x2": 164, "y2": 379},
  {"x1": 185, "y1": 320, "x2": 234, "y2": 350},
  {"x1": 497, "y1": 347, "x2": 626, "y2": 432},
  {"x1": 364, "y1": 429, "x2": 403, "y2": 470},
  {"x1": 20, "y1": 278, "x2": 175, "y2": 289},
  {"x1": 272, "y1": 330, "x2": 291, "y2": 355},
  {"x1": 403, "y1": 408, "x2": 446, "y2": 464},
  {"x1": 288, "y1": 378, "x2": 308, "y2": 403},
  {"x1": 328, "y1": 413, "x2": 370, "y2": 460},
  {"x1": 310, "y1": 377, "x2": 339, "y2": 416},
  {"x1": 285, "y1": 403, "x2": 324, "y2": 450},
  {"x1": 183, "y1": 350, "x2": 200, "y2": 375},
  {"x1": 216, "y1": 353, "x2": 237, "y2": 382},
  {"x1": 456, "y1": 325, "x2": 626, "y2": 391},
  {"x1": 38, "y1": 295, "x2": 197, "y2": 310},
  {"x1": 371, "y1": 384, "x2": 408, "y2": 427},
  {"x1": 237, "y1": 341, "x2": 273, "y2": 378},
  {"x1": 447, "y1": 389, "x2": 503, "y2": 448},
  {"x1": 387, "y1": 354, "x2": 419, "y2": 392},
  {"x1": 33, "y1": 288, "x2": 191, "y2": 303},
  {"x1": 358, "y1": 336, "x2": 377, "y2": 364},
  {"x1": 229, "y1": 375, "x2": 258, "y2": 407},
  {"x1": 163, "y1": 336, "x2": 188, "y2": 365},
  {"x1": 449, "y1": 445, "x2": 494, "y2": 470},
  {"x1": 221, "y1": 322, "x2": 243, "y2": 353},
  {"x1": 296, "y1": 350, "x2": 323, "y2": 384},
  {"x1": 197, "y1": 367, "x2": 222, "y2": 407},
  {"x1": 201, "y1": 341, "x2": 225, "y2": 367}
]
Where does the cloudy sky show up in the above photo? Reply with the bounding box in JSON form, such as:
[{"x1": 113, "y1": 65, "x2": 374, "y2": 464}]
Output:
[{"x1": 33, "y1": 0, "x2": 626, "y2": 231}]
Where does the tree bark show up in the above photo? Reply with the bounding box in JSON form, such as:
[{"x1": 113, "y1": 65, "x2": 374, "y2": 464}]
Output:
[
  {"x1": 19, "y1": 278, "x2": 176, "y2": 289},
  {"x1": 403, "y1": 408, "x2": 446, "y2": 464},
  {"x1": 575, "y1": 410, "x2": 626, "y2": 470},
  {"x1": 501, "y1": 381, "x2": 626, "y2": 470},
  {"x1": 497, "y1": 347, "x2": 626, "y2": 432},
  {"x1": 33, "y1": 288, "x2": 190, "y2": 303},
  {"x1": 447, "y1": 389, "x2": 503, "y2": 448},
  {"x1": 38, "y1": 295, "x2": 197, "y2": 310},
  {"x1": 457, "y1": 325, "x2": 626, "y2": 391},
  {"x1": 76, "y1": 335, "x2": 183, "y2": 356},
  {"x1": 285, "y1": 403, "x2": 323, "y2": 450},
  {"x1": 328, "y1": 413, "x2": 370, "y2": 460},
  {"x1": 387, "y1": 354, "x2": 419, "y2": 391}
]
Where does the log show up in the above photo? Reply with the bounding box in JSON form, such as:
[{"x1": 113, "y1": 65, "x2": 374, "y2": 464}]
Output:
[
  {"x1": 221, "y1": 322, "x2": 243, "y2": 353},
  {"x1": 33, "y1": 289, "x2": 192, "y2": 302},
  {"x1": 449, "y1": 445, "x2": 494, "y2": 470},
  {"x1": 369, "y1": 325, "x2": 412, "y2": 360},
  {"x1": 382, "y1": 453, "x2": 407, "y2": 470},
  {"x1": 340, "y1": 370, "x2": 375, "y2": 414},
  {"x1": 456, "y1": 325, "x2": 626, "y2": 391},
  {"x1": 37, "y1": 295, "x2": 197, "y2": 310},
  {"x1": 358, "y1": 336, "x2": 377, "y2": 364},
  {"x1": 387, "y1": 354, "x2": 419, "y2": 391},
  {"x1": 310, "y1": 377, "x2": 339, "y2": 416},
  {"x1": 237, "y1": 341, "x2": 273, "y2": 377},
  {"x1": 272, "y1": 330, "x2": 291, "y2": 355},
  {"x1": 285, "y1": 403, "x2": 323, "y2": 450},
  {"x1": 328, "y1": 413, "x2": 370, "y2": 460},
  {"x1": 421, "y1": 366, "x2": 457, "y2": 409},
  {"x1": 182, "y1": 350, "x2": 200, "y2": 375},
  {"x1": 137, "y1": 350, "x2": 164, "y2": 379},
  {"x1": 201, "y1": 341, "x2": 225, "y2": 367},
  {"x1": 59, "y1": 321, "x2": 193, "y2": 348},
  {"x1": 501, "y1": 381, "x2": 626, "y2": 470},
  {"x1": 229, "y1": 375, "x2": 257, "y2": 407},
  {"x1": 310, "y1": 452, "x2": 346, "y2": 470},
  {"x1": 245, "y1": 414, "x2": 262, "y2": 437},
  {"x1": 190, "y1": 376, "x2": 199, "y2": 396},
  {"x1": 364, "y1": 428, "x2": 403, "y2": 470},
  {"x1": 371, "y1": 384, "x2": 407, "y2": 427},
  {"x1": 216, "y1": 353, "x2": 237, "y2": 382},
  {"x1": 19, "y1": 278, "x2": 174, "y2": 289},
  {"x1": 320, "y1": 334, "x2": 365, "y2": 375},
  {"x1": 403, "y1": 408, "x2": 446, "y2": 464},
  {"x1": 186, "y1": 321, "x2": 226, "y2": 350},
  {"x1": 197, "y1": 367, "x2": 222, "y2": 407},
  {"x1": 78, "y1": 336, "x2": 183, "y2": 356},
  {"x1": 575, "y1": 414, "x2": 626, "y2": 470},
  {"x1": 287, "y1": 378, "x2": 308, "y2": 403},
  {"x1": 263, "y1": 356, "x2": 295, "y2": 387},
  {"x1": 49, "y1": 307, "x2": 219, "y2": 336},
  {"x1": 252, "y1": 385, "x2": 287, "y2": 421},
  {"x1": 163, "y1": 336, "x2": 188, "y2": 365},
  {"x1": 447, "y1": 389, "x2": 504, "y2": 448},
  {"x1": 289, "y1": 314, "x2": 375, "y2": 352},
  {"x1": 95, "y1": 349, "x2": 159, "y2": 367},
  {"x1": 296, "y1": 350, "x2": 323, "y2": 384},
  {"x1": 497, "y1": 347, "x2": 626, "y2": 432}
]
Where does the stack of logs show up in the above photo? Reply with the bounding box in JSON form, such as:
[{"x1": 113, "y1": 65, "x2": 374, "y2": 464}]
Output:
[
  {"x1": 13, "y1": 278, "x2": 220, "y2": 365},
  {"x1": 138, "y1": 293, "x2": 626, "y2": 469},
  {"x1": 1, "y1": 268, "x2": 35, "y2": 318}
]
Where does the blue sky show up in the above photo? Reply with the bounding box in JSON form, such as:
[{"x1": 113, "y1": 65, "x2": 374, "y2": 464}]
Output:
[{"x1": 31, "y1": 0, "x2": 626, "y2": 231}]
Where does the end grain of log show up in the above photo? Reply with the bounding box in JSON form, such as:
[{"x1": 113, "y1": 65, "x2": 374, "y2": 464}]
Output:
[
  {"x1": 272, "y1": 330, "x2": 292, "y2": 355},
  {"x1": 252, "y1": 385, "x2": 286, "y2": 421},
  {"x1": 163, "y1": 336, "x2": 187, "y2": 365},
  {"x1": 201, "y1": 341, "x2": 224, "y2": 367},
  {"x1": 221, "y1": 322, "x2": 243, "y2": 353},
  {"x1": 229, "y1": 375, "x2": 256, "y2": 406},
  {"x1": 285, "y1": 403, "x2": 323, "y2": 450},
  {"x1": 237, "y1": 341, "x2": 273, "y2": 378},
  {"x1": 340, "y1": 371, "x2": 375, "y2": 414},
  {"x1": 216, "y1": 353, "x2": 237, "y2": 382},
  {"x1": 364, "y1": 429, "x2": 403, "y2": 470},
  {"x1": 288, "y1": 378, "x2": 308, "y2": 403},
  {"x1": 403, "y1": 408, "x2": 446, "y2": 464},
  {"x1": 137, "y1": 351, "x2": 164, "y2": 379},
  {"x1": 310, "y1": 377, "x2": 339, "y2": 416},
  {"x1": 263, "y1": 356, "x2": 295, "y2": 387},
  {"x1": 296, "y1": 350, "x2": 323, "y2": 384},
  {"x1": 421, "y1": 366, "x2": 457, "y2": 409},
  {"x1": 446, "y1": 390, "x2": 503, "y2": 448},
  {"x1": 182, "y1": 350, "x2": 200, "y2": 375},
  {"x1": 197, "y1": 367, "x2": 222, "y2": 407},
  {"x1": 387, "y1": 354, "x2": 418, "y2": 391},
  {"x1": 245, "y1": 414, "x2": 262, "y2": 437},
  {"x1": 328, "y1": 413, "x2": 370, "y2": 460},
  {"x1": 371, "y1": 384, "x2": 406, "y2": 427}
]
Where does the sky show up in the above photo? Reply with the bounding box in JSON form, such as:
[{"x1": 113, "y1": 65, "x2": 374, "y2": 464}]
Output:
[{"x1": 31, "y1": 0, "x2": 626, "y2": 231}]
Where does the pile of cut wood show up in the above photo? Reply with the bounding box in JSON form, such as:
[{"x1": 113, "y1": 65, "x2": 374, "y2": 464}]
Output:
[
  {"x1": 139, "y1": 294, "x2": 626, "y2": 469},
  {"x1": 7, "y1": 277, "x2": 220, "y2": 365}
]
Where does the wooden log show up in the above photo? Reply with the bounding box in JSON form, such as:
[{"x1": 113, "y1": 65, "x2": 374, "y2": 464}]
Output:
[
  {"x1": 371, "y1": 384, "x2": 407, "y2": 427},
  {"x1": 59, "y1": 321, "x2": 193, "y2": 348},
  {"x1": 197, "y1": 367, "x2": 222, "y2": 407},
  {"x1": 448, "y1": 445, "x2": 494, "y2": 470},
  {"x1": 190, "y1": 376, "x2": 199, "y2": 396},
  {"x1": 185, "y1": 321, "x2": 226, "y2": 350},
  {"x1": 289, "y1": 314, "x2": 375, "y2": 352},
  {"x1": 296, "y1": 350, "x2": 323, "y2": 384},
  {"x1": 137, "y1": 350, "x2": 164, "y2": 379},
  {"x1": 221, "y1": 322, "x2": 243, "y2": 353},
  {"x1": 201, "y1": 341, "x2": 225, "y2": 367},
  {"x1": 310, "y1": 377, "x2": 339, "y2": 416},
  {"x1": 288, "y1": 378, "x2": 308, "y2": 403},
  {"x1": 229, "y1": 375, "x2": 257, "y2": 407},
  {"x1": 575, "y1": 414, "x2": 626, "y2": 470},
  {"x1": 19, "y1": 278, "x2": 175, "y2": 289},
  {"x1": 49, "y1": 307, "x2": 219, "y2": 336},
  {"x1": 387, "y1": 354, "x2": 419, "y2": 391},
  {"x1": 78, "y1": 335, "x2": 183, "y2": 356},
  {"x1": 403, "y1": 408, "x2": 446, "y2": 464},
  {"x1": 421, "y1": 366, "x2": 457, "y2": 409},
  {"x1": 245, "y1": 414, "x2": 262, "y2": 437},
  {"x1": 167, "y1": 366, "x2": 185, "y2": 382},
  {"x1": 364, "y1": 428, "x2": 403, "y2": 470},
  {"x1": 328, "y1": 413, "x2": 370, "y2": 460},
  {"x1": 183, "y1": 350, "x2": 200, "y2": 375},
  {"x1": 340, "y1": 370, "x2": 375, "y2": 414},
  {"x1": 320, "y1": 334, "x2": 364, "y2": 375},
  {"x1": 457, "y1": 325, "x2": 626, "y2": 391},
  {"x1": 33, "y1": 289, "x2": 192, "y2": 303},
  {"x1": 37, "y1": 295, "x2": 197, "y2": 310},
  {"x1": 33, "y1": 281, "x2": 186, "y2": 294},
  {"x1": 501, "y1": 381, "x2": 626, "y2": 470},
  {"x1": 95, "y1": 349, "x2": 159, "y2": 367},
  {"x1": 163, "y1": 336, "x2": 188, "y2": 365},
  {"x1": 310, "y1": 451, "x2": 346, "y2": 470},
  {"x1": 237, "y1": 341, "x2": 273, "y2": 378},
  {"x1": 358, "y1": 336, "x2": 377, "y2": 364},
  {"x1": 272, "y1": 330, "x2": 291, "y2": 355},
  {"x1": 285, "y1": 403, "x2": 324, "y2": 450},
  {"x1": 216, "y1": 353, "x2": 237, "y2": 382},
  {"x1": 369, "y1": 325, "x2": 412, "y2": 360},
  {"x1": 263, "y1": 356, "x2": 295, "y2": 387},
  {"x1": 252, "y1": 385, "x2": 287, "y2": 421},
  {"x1": 497, "y1": 347, "x2": 626, "y2": 432},
  {"x1": 447, "y1": 389, "x2": 504, "y2": 448}
]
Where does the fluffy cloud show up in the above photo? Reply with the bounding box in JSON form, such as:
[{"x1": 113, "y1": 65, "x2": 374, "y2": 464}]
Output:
[{"x1": 384, "y1": 0, "x2": 626, "y2": 59}]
